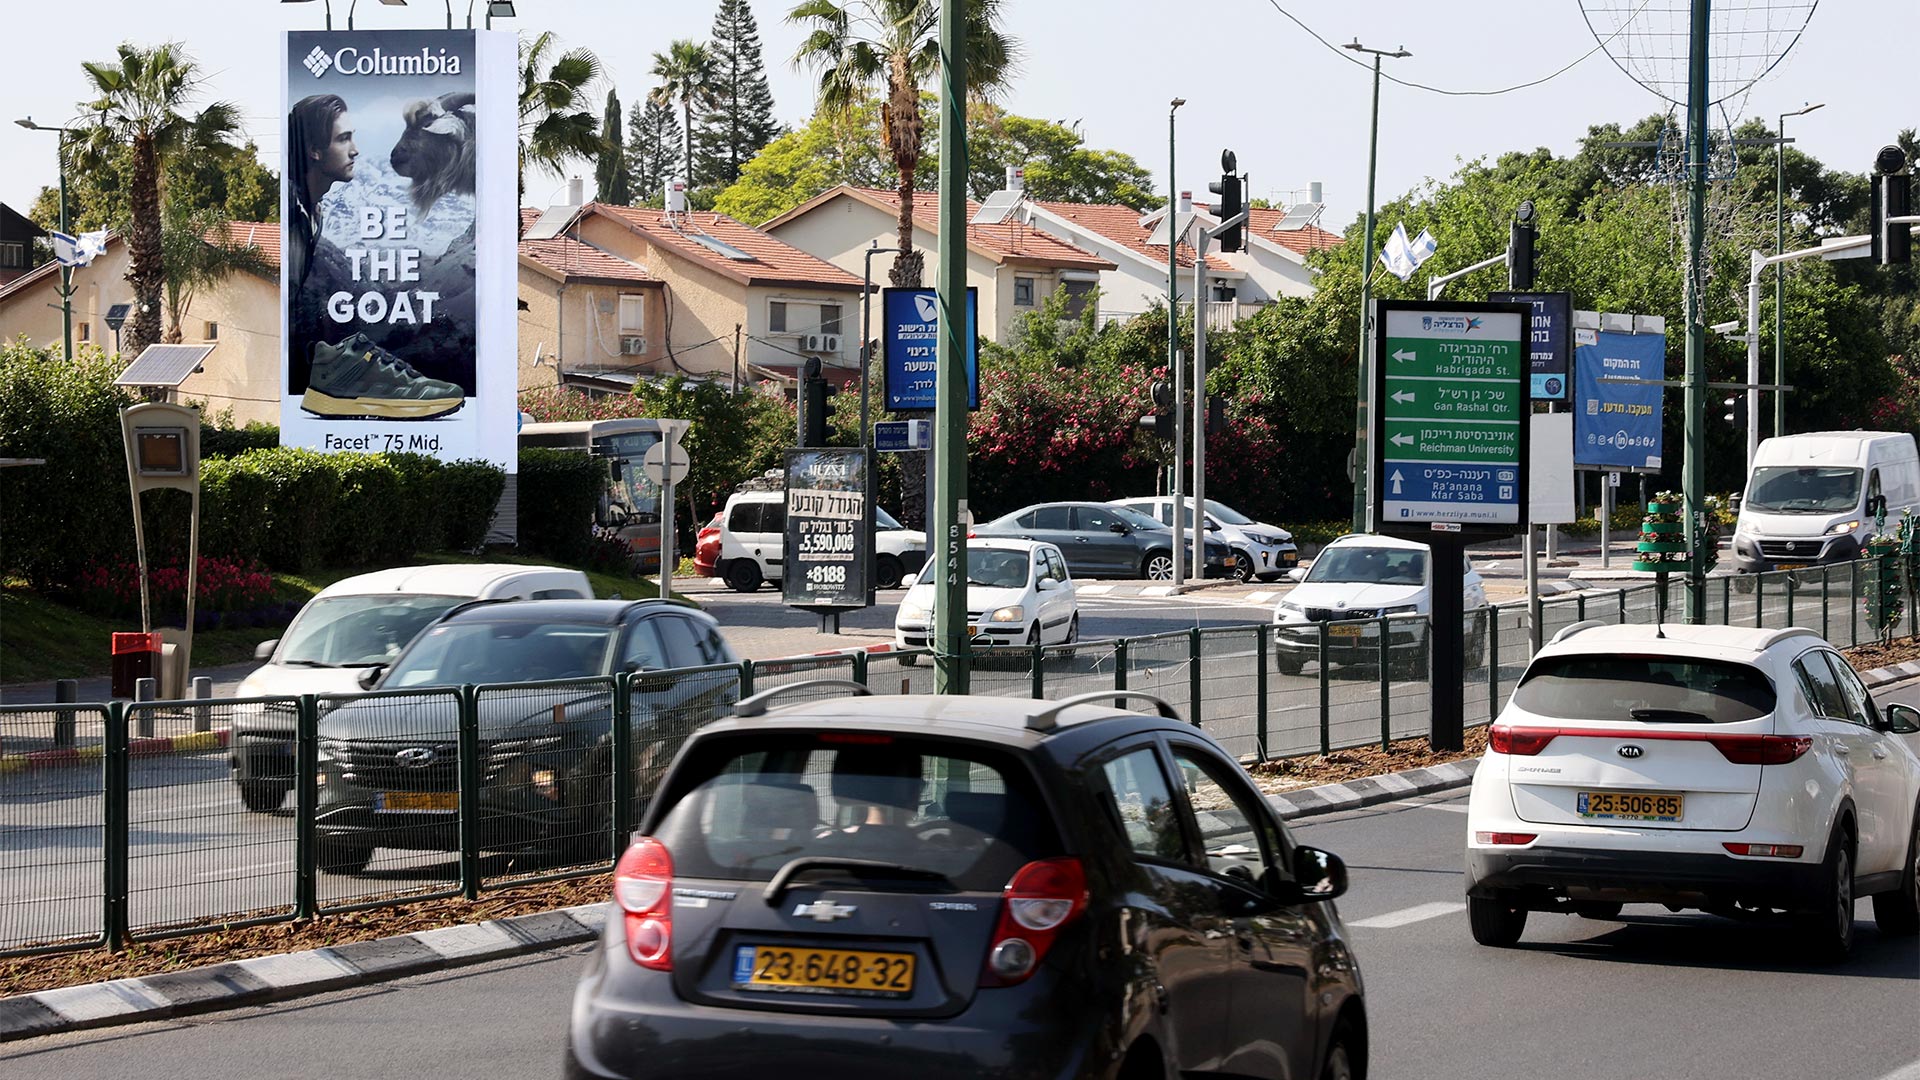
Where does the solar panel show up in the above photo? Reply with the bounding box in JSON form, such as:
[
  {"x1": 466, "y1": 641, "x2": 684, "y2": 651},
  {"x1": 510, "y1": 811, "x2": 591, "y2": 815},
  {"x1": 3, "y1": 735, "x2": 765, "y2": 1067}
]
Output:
[
  {"x1": 1272, "y1": 202, "x2": 1323, "y2": 231},
  {"x1": 1146, "y1": 210, "x2": 1197, "y2": 248},
  {"x1": 523, "y1": 204, "x2": 580, "y2": 241},
  {"x1": 114, "y1": 344, "x2": 216, "y2": 389},
  {"x1": 691, "y1": 231, "x2": 755, "y2": 261},
  {"x1": 104, "y1": 303, "x2": 133, "y2": 330},
  {"x1": 970, "y1": 188, "x2": 1023, "y2": 225}
]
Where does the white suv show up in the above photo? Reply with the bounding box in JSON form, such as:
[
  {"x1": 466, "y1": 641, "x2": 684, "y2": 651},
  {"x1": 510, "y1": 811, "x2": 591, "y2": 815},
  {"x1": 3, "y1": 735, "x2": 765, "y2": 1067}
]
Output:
[
  {"x1": 1271, "y1": 534, "x2": 1487, "y2": 678},
  {"x1": 1465, "y1": 621, "x2": 1920, "y2": 961},
  {"x1": 1109, "y1": 496, "x2": 1298, "y2": 582},
  {"x1": 715, "y1": 488, "x2": 925, "y2": 592}
]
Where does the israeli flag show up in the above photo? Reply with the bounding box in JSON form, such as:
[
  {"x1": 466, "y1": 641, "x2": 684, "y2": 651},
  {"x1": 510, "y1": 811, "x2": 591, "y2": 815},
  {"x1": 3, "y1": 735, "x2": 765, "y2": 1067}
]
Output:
[
  {"x1": 1379, "y1": 223, "x2": 1438, "y2": 283},
  {"x1": 49, "y1": 229, "x2": 109, "y2": 268}
]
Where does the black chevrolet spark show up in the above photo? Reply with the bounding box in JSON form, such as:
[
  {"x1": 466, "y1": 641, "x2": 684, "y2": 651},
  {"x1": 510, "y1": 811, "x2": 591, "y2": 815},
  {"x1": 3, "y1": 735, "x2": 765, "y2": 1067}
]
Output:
[{"x1": 565, "y1": 685, "x2": 1366, "y2": 1080}]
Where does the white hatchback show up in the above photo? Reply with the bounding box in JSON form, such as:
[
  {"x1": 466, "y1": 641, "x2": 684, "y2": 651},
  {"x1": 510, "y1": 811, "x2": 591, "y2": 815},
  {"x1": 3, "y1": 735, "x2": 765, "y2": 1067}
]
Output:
[
  {"x1": 893, "y1": 539, "x2": 1079, "y2": 653},
  {"x1": 1465, "y1": 622, "x2": 1920, "y2": 961}
]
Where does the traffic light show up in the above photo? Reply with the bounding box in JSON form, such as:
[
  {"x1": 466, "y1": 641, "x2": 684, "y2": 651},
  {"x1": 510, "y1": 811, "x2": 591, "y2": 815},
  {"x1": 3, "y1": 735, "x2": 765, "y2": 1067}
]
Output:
[
  {"x1": 1870, "y1": 144, "x2": 1911, "y2": 266},
  {"x1": 1142, "y1": 380, "x2": 1175, "y2": 440},
  {"x1": 1209, "y1": 149, "x2": 1244, "y2": 253},
  {"x1": 802, "y1": 376, "x2": 832, "y2": 446},
  {"x1": 1721, "y1": 392, "x2": 1742, "y2": 426},
  {"x1": 1508, "y1": 199, "x2": 1537, "y2": 289},
  {"x1": 1206, "y1": 395, "x2": 1225, "y2": 436}
]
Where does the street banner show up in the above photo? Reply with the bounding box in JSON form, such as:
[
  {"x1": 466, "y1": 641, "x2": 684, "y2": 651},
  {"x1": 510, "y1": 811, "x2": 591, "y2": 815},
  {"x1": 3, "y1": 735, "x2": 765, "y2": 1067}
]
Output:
[
  {"x1": 1573, "y1": 323, "x2": 1666, "y2": 470},
  {"x1": 1488, "y1": 290, "x2": 1572, "y2": 400},
  {"x1": 783, "y1": 448, "x2": 869, "y2": 609},
  {"x1": 881, "y1": 287, "x2": 979, "y2": 411},
  {"x1": 280, "y1": 29, "x2": 516, "y2": 469}
]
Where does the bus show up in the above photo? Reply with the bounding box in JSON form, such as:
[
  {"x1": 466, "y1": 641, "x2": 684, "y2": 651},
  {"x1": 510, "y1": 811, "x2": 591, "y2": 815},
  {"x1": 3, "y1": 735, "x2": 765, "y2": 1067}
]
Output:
[{"x1": 519, "y1": 418, "x2": 691, "y2": 573}]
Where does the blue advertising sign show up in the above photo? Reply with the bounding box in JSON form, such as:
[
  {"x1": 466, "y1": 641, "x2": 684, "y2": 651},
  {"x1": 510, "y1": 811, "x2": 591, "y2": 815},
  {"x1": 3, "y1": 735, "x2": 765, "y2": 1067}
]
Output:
[
  {"x1": 1573, "y1": 327, "x2": 1666, "y2": 470},
  {"x1": 882, "y1": 287, "x2": 979, "y2": 411},
  {"x1": 1489, "y1": 290, "x2": 1572, "y2": 400}
]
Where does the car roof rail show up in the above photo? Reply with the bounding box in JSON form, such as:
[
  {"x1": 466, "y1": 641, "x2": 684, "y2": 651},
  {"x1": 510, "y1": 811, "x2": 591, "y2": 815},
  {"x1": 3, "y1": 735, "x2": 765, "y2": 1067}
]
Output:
[
  {"x1": 1547, "y1": 619, "x2": 1612, "y2": 646},
  {"x1": 733, "y1": 679, "x2": 873, "y2": 718},
  {"x1": 1759, "y1": 627, "x2": 1822, "y2": 650},
  {"x1": 1027, "y1": 691, "x2": 1185, "y2": 732},
  {"x1": 436, "y1": 597, "x2": 513, "y2": 622}
]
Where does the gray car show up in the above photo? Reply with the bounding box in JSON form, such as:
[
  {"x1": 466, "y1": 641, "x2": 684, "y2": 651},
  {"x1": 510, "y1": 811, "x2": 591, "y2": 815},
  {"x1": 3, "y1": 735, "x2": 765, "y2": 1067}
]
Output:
[{"x1": 974, "y1": 502, "x2": 1237, "y2": 580}]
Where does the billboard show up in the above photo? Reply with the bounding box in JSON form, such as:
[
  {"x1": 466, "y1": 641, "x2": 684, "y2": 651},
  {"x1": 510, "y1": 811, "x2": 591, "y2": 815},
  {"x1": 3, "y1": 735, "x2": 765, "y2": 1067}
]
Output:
[
  {"x1": 280, "y1": 29, "x2": 516, "y2": 469},
  {"x1": 881, "y1": 287, "x2": 979, "y2": 411},
  {"x1": 783, "y1": 448, "x2": 869, "y2": 609},
  {"x1": 1488, "y1": 290, "x2": 1572, "y2": 400},
  {"x1": 1573, "y1": 324, "x2": 1666, "y2": 470}
]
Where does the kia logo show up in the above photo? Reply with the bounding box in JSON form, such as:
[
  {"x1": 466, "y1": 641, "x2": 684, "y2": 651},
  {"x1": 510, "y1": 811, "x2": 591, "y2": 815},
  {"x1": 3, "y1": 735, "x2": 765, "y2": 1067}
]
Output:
[
  {"x1": 1616, "y1": 745, "x2": 1644, "y2": 759},
  {"x1": 396, "y1": 747, "x2": 438, "y2": 768}
]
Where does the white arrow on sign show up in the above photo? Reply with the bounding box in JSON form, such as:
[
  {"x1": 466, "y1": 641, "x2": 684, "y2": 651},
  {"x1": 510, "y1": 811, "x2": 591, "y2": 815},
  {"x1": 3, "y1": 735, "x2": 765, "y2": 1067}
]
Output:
[
  {"x1": 1391, "y1": 389, "x2": 1416, "y2": 404},
  {"x1": 1390, "y1": 469, "x2": 1405, "y2": 494},
  {"x1": 1392, "y1": 348, "x2": 1417, "y2": 363},
  {"x1": 1390, "y1": 433, "x2": 1415, "y2": 447}
]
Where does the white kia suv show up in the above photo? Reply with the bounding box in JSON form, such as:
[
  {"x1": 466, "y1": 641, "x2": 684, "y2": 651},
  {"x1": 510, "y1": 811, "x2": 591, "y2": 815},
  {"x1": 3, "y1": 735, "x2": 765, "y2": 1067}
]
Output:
[{"x1": 1465, "y1": 621, "x2": 1920, "y2": 961}]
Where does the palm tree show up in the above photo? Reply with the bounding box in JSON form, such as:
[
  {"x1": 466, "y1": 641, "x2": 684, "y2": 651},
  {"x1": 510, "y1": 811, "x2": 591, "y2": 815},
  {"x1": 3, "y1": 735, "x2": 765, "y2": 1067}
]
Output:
[
  {"x1": 70, "y1": 42, "x2": 239, "y2": 358},
  {"x1": 649, "y1": 40, "x2": 718, "y2": 189},
  {"x1": 519, "y1": 31, "x2": 604, "y2": 213},
  {"x1": 160, "y1": 204, "x2": 273, "y2": 344},
  {"x1": 789, "y1": 0, "x2": 1017, "y2": 286}
]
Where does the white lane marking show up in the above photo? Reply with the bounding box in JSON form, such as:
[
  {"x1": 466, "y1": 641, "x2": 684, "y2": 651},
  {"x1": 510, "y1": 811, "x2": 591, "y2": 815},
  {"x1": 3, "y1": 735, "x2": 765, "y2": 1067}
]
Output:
[
  {"x1": 195, "y1": 860, "x2": 293, "y2": 879},
  {"x1": 1395, "y1": 799, "x2": 1471, "y2": 814},
  {"x1": 1346, "y1": 901, "x2": 1467, "y2": 929},
  {"x1": 1874, "y1": 1061, "x2": 1920, "y2": 1080}
]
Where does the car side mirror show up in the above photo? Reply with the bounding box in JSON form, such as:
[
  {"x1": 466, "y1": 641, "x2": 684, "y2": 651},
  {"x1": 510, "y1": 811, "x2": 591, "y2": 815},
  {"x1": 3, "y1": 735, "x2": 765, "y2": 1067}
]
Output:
[
  {"x1": 355, "y1": 665, "x2": 385, "y2": 691},
  {"x1": 1292, "y1": 846, "x2": 1348, "y2": 902},
  {"x1": 1868, "y1": 494, "x2": 1888, "y2": 518},
  {"x1": 255, "y1": 639, "x2": 279, "y2": 661},
  {"x1": 1206, "y1": 520, "x2": 1221, "y2": 532},
  {"x1": 1286, "y1": 567, "x2": 1306, "y2": 583},
  {"x1": 1108, "y1": 521, "x2": 1128, "y2": 534},
  {"x1": 1884, "y1": 703, "x2": 1920, "y2": 735},
  {"x1": 1037, "y1": 577, "x2": 1057, "y2": 591}
]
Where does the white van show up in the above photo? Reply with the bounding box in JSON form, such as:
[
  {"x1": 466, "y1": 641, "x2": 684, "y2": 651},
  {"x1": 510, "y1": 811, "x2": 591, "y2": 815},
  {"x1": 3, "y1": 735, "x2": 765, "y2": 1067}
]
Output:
[
  {"x1": 1732, "y1": 431, "x2": 1920, "y2": 572},
  {"x1": 227, "y1": 563, "x2": 592, "y2": 811},
  {"x1": 715, "y1": 488, "x2": 926, "y2": 592}
]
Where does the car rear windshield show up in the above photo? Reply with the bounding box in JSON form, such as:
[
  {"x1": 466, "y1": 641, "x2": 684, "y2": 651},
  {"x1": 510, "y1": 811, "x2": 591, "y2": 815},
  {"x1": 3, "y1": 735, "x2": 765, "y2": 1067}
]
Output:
[
  {"x1": 650, "y1": 734, "x2": 1061, "y2": 891},
  {"x1": 1511, "y1": 655, "x2": 1776, "y2": 723}
]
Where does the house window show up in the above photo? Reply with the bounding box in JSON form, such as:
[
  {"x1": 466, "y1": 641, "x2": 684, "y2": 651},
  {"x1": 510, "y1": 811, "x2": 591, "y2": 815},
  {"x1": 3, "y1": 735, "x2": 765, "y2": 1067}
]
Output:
[
  {"x1": 1013, "y1": 277, "x2": 1035, "y2": 306},
  {"x1": 203, "y1": 321, "x2": 218, "y2": 341},
  {"x1": 618, "y1": 294, "x2": 646, "y2": 333},
  {"x1": 768, "y1": 300, "x2": 787, "y2": 333},
  {"x1": 0, "y1": 242, "x2": 22, "y2": 268},
  {"x1": 77, "y1": 322, "x2": 91, "y2": 343},
  {"x1": 1060, "y1": 279, "x2": 1097, "y2": 319},
  {"x1": 820, "y1": 304, "x2": 842, "y2": 336},
  {"x1": 1210, "y1": 283, "x2": 1237, "y2": 303}
]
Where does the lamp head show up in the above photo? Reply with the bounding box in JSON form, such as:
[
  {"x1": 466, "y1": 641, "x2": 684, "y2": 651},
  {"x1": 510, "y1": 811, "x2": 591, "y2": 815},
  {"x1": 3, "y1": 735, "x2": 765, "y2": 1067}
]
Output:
[
  {"x1": 1170, "y1": 97, "x2": 1186, "y2": 110},
  {"x1": 1875, "y1": 145, "x2": 1908, "y2": 176},
  {"x1": 1515, "y1": 199, "x2": 1536, "y2": 225}
]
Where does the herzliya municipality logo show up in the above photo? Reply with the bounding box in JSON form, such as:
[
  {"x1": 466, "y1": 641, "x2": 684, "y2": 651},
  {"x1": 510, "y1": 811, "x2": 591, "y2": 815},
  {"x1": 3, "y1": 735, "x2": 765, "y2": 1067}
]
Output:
[
  {"x1": 303, "y1": 46, "x2": 333, "y2": 77},
  {"x1": 303, "y1": 44, "x2": 462, "y2": 78},
  {"x1": 914, "y1": 294, "x2": 939, "y2": 323}
]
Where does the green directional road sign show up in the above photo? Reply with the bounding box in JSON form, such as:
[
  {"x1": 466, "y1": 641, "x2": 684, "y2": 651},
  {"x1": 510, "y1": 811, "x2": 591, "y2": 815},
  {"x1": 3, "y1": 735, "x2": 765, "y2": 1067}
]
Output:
[{"x1": 1372, "y1": 300, "x2": 1531, "y2": 536}]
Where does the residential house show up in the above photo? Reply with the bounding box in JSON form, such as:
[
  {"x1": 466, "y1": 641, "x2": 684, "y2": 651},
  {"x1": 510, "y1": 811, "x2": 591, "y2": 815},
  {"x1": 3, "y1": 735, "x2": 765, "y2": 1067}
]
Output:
[
  {"x1": 517, "y1": 207, "x2": 666, "y2": 395},
  {"x1": 0, "y1": 204, "x2": 45, "y2": 287},
  {"x1": 759, "y1": 185, "x2": 1117, "y2": 344}
]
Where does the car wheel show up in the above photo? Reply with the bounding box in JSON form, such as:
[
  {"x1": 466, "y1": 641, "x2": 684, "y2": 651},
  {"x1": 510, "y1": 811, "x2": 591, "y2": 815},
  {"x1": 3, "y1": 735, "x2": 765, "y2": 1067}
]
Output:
[
  {"x1": 899, "y1": 653, "x2": 918, "y2": 667},
  {"x1": 1027, "y1": 623, "x2": 1041, "y2": 646},
  {"x1": 1143, "y1": 551, "x2": 1174, "y2": 581},
  {"x1": 1870, "y1": 809, "x2": 1920, "y2": 937},
  {"x1": 723, "y1": 560, "x2": 761, "y2": 593},
  {"x1": 1275, "y1": 651, "x2": 1305, "y2": 677},
  {"x1": 1468, "y1": 893, "x2": 1528, "y2": 946},
  {"x1": 237, "y1": 779, "x2": 291, "y2": 813},
  {"x1": 1319, "y1": 1018, "x2": 1364, "y2": 1080},
  {"x1": 875, "y1": 554, "x2": 905, "y2": 590},
  {"x1": 1233, "y1": 551, "x2": 1257, "y2": 583},
  {"x1": 1572, "y1": 901, "x2": 1623, "y2": 920},
  {"x1": 314, "y1": 836, "x2": 373, "y2": 876},
  {"x1": 1797, "y1": 824, "x2": 1854, "y2": 963}
]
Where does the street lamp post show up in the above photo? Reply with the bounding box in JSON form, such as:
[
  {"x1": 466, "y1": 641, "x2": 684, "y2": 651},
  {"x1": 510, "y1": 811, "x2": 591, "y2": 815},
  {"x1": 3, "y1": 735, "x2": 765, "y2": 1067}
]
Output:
[
  {"x1": 15, "y1": 117, "x2": 73, "y2": 362},
  {"x1": 1344, "y1": 40, "x2": 1411, "y2": 535},
  {"x1": 1774, "y1": 101, "x2": 1822, "y2": 439},
  {"x1": 1167, "y1": 97, "x2": 1186, "y2": 586},
  {"x1": 862, "y1": 241, "x2": 901, "y2": 605}
]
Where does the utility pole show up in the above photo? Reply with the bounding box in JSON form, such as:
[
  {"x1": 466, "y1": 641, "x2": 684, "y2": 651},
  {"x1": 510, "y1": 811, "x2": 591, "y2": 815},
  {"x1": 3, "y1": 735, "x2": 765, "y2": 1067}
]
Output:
[
  {"x1": 1682, "y1": 0, "x2": 1709, "y2": 622},
  {"x1": 861, "y1": 242, "x2": 901, "y2": 605},
  {"x1": 15, "y1": 118, "x2": 73, "y2": 361},
  {"x1": 1344, "y1": 41, "x2": 1411, "y2": 534},
  {"x1": 1167, "y1": 98, "x2": 1186, "y2": 587},
  {"x1": 1775, "y1": 102, "x2": 1822, "y2": 438},
  {"x1": 932, "y1": 0, "x2": 969, "y2": 693}
]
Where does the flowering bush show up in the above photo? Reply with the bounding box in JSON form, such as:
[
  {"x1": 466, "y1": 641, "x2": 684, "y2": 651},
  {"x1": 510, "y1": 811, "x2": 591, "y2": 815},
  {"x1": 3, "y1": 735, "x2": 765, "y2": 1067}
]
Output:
[{"x1": 76, "y1": 555, "x2": 277, "y2": 621}]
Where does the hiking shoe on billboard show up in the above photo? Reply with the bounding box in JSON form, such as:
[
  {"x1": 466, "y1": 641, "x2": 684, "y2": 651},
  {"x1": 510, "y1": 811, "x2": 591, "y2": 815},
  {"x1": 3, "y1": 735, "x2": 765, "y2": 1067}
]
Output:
[{"x1": 301, "y1": 333, "x2": 466, "y2": 420}]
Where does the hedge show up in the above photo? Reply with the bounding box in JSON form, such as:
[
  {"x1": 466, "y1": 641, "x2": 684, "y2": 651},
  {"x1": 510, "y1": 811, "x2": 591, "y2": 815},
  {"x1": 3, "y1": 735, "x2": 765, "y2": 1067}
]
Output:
[{"x1": 515, "y1": 447, "x2": 606, "y2": 565}]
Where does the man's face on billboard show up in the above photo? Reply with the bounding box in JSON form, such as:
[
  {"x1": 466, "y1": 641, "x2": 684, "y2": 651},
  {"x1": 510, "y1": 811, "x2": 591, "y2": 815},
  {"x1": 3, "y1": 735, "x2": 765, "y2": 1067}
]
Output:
[{"x1": 312, "y1": 111, "x2": 358, "y2": 185}]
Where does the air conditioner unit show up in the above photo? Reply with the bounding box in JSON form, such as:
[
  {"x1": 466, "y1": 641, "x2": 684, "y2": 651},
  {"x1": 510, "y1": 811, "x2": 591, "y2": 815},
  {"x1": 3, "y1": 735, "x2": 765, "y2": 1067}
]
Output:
[
  {"x1": 620, "y1": 335, "x2": 646, "y2": 355},
  {"x1": 800, "y1": 333, "x2": 825, "y2": 353},
  {"x1": 820, "y1": 333, "x2": 843, "y2": 353}
]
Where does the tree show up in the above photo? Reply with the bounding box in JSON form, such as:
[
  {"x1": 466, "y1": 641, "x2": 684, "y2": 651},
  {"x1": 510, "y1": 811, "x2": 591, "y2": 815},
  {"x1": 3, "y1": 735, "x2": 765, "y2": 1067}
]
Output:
[
  {"x1": 519, "y1": 31, "x2": 604, "y2": 211},
  {"x1": 967, "y1": 107, "x2": 1156, "y2": 210},
  {"x1": 649, "y1": 40, "x2": 718, "y2": 188},
  {"x1": 712, "y1": 94, "x2": 905, "y2": 223},
  {"x1": 68, "y1": 42, "x2": 240, "y2": 359},
  {"x1": 695, "y1": 0, "x2": 781, "y2": 187},
  {"x1": 160, "y1": 203, "x2": 273, "y2": 344},
  {"x1": 789, "y1": 0, "x2": 1018, "y2": 288},
  {"x1": 627, "y1": 96, "x2": 680, "y2": 205},
  {"x1": 594, "y1": 88, "x2": 631, "y2": 205},
  {"x1": 30, "y1": 137, "x2": 277, "y2": 238}
]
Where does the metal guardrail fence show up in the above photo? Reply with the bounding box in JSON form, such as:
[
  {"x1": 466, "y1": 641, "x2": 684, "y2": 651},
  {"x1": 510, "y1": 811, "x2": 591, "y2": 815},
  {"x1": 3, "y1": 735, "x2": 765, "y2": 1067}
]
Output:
[{"x1": 1, "y1": 561, "x2": 1909, "y2": 957}]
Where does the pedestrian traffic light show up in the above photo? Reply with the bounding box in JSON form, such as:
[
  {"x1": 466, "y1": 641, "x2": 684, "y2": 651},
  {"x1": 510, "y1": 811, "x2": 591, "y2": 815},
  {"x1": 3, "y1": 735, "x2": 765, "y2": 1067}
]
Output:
[
  {"x1": 1206, "y1": 395, "x2": 1225, "y2": 436},
  {"x1": 1870, "y1": 144, "x2": 1911, "y2": 266},
  {"x1": 1209, "y1": 149, "x2": 1244, "y2": 253},
  {"x1": 801, "y1": 357, "x2": 831, "y2": 446},
  {"x1": 1147, "y1": 380, "x2": 1175, "y2": 440},
  {"x1": 1508, "y1": 200, "x2": 1537, "y2": 290},
  {"x1": 1721, "y1": 392, "x2": 1741, "y2": 426}
]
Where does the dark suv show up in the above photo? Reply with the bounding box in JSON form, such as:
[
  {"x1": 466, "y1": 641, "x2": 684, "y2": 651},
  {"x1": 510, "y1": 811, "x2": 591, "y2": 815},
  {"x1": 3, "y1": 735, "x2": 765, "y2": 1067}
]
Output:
[
  {"x1": 312, "y1": 600, "x2": 738, "y2": 875},
  {"x1": 564, "y1": 685, "x2": 1366, "y2": 1080}
]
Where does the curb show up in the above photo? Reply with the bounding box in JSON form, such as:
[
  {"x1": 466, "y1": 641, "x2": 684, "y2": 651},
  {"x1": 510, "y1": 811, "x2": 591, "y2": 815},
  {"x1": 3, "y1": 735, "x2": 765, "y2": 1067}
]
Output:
[
  {"x1": 1862, "y1": 659, "x2": 1920, "y2": 686},
  {"x1": 0, "y1": 902, "x2": 607, "y2": 1044},
  {"x1": 1267, "y1": 759, "x2": 1479, "y2": 821},
  {"x1": 0, "y1": 728, "x2": 230, "y2": 775}
]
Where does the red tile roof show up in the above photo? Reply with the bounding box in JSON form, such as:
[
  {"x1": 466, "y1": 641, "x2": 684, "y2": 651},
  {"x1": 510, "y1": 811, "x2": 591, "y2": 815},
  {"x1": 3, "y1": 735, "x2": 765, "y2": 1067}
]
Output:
[
  {"x1": 593, "y1": 204, "x2": 865, "y2": 291},
  {"x1": 830, "y1": 187, "x2": 1115, "y2": 271},
  {"x1": 1028, "y1": 200, "x2": 1234, "y2": 272},
  {"x1": 1246, "y1": 208, "x2": 1344, "y2": 256},
  {"x1": 213, "y1": 221, "x2": 282, "y2": 262},
  {"x1": 518, "y1": 208, "x2": 659, "y2": 285}
]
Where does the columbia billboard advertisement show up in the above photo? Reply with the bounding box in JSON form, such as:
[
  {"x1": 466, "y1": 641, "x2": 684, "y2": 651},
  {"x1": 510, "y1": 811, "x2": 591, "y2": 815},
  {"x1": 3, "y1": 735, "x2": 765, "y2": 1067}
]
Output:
[{"x1": 280, "y1": 29, "x2": 515, "y2": 469}]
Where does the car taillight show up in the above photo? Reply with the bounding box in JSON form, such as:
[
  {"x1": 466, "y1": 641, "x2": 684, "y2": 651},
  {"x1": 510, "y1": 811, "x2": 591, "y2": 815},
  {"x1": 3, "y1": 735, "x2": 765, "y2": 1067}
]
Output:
[
  {"x1": 980, "y1": 857, "x2": 1086, "y2": 987},
  {"x1": 1488, "y1": 725, "x2": 1558, "y2": 756},
  {"x1": 1474, "y1": 832, "x2": 1538, "y2": 846},
  {"x1": 1707, "y1": 734, "x2": 1812, "y2": 765},
  {"x1": 614, "y1": 837, "x2": 673, "y2": 970},
  {"x1": 1723, "y1": 842, "x2": 1804, "y2": 858}
]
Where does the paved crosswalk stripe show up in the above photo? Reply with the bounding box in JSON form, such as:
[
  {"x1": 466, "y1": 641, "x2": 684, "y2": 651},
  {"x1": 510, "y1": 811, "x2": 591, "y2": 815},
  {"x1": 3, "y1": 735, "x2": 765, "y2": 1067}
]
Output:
[
  {"x1": 1873, "y1": 1060, "x2": 1920, "y2": 1080},
  {"x1": 1347, "y1": 901, "x2": 1467, "y2": 929}
]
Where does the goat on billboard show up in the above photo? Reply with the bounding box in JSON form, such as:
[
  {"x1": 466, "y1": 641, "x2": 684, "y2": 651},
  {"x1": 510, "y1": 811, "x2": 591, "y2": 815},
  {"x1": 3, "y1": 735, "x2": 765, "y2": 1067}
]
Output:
[{"x1": 281, "y1": 29, "x2": 515, "y2": 468}]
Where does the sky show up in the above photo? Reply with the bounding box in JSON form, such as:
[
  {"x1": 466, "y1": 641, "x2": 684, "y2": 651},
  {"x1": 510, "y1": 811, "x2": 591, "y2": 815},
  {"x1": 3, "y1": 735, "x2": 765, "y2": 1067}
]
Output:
[{"x1": 4, "y1": 0, "x2": 1914, "y2": 237}]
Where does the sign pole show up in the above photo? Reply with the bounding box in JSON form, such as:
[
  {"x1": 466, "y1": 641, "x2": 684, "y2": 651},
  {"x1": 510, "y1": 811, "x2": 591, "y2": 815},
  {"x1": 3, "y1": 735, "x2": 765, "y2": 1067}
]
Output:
[{"x1": 932, "y1": 0, "x2": 969, "y2": 694}]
